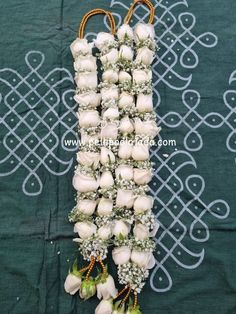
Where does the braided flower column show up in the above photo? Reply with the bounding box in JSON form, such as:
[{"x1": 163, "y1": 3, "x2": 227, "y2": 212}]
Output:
[
  {"x1": 109, "y1": 2, "x2": 160, "y2": 313},
  {"x1": 93, "y1": 31, "x2": 119, "y2": 226},
  {"x1": 64, "y1": 9, "x2": 118, "y2": 303}
]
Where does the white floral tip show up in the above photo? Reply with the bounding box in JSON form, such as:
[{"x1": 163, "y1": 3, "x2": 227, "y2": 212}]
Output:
[
  {"x1": 96, "y1": 275, "x2": 117, "y2": 300},
  {"x1": 64, "y1": 273, "x2": 82, "y2": 295},
  {"x1": 117, "y1": 24, "x2": 134, "y2": 41},
  {"x1": 95, "y1": 299, "x2": 113, "y2": 314}
]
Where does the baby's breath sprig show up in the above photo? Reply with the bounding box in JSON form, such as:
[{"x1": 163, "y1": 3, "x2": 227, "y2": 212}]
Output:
[
  {"x1": 69, "y1": 207, "x2": 93, "y2": 223},
  {"x1": 100, "y1": 162, "x2": 116, "y2": 172},
  {"x1": 79, "y1": 236, "x2": 109, "y2": 261},
  {"x1": 134, "y1": 160, "x2": 154, "y2": 170},
  {"x1": 131, "y1": 237, "x2": 156, "y2": 252},
  {"x1": 117, "y1": 262, "x2": 149, "y2": 293},
  {"x1": 116, "y1": 158, "x2": 134, "y2": 167},
  {"x1": 114, "y1": 207, "x2": 134, "y2": 224},
  {"x1": 79, "y1": 143, "x2": 100, "y2": 153},
  {"x1": 115, "y1": 178, "x2": 136, "y2": 190},
  {"x1": 134, "y1": 211, "x2": 157, "y2": 230},
  {"x1": 134, "y1": 111, "x2": 157, "y2": 121},
  {"x1": 118, "y1": 36, "x2": 133, "y2": 47},
  {"x1": 99, "y1": 82, "x2": 117, "y2": 90},
  {"x1": 133, "y1": 61, "x2": 151, "y2": 71},
  {"x1": 102, "y1": 62, "x2": 118, "y2": 71},
  {"x1": 102, "y1": 142, "x2": 119, "y2": 154},
  {"x1": 118, "y1": 80, "x2": 132, "y2": 92},
  {"x1": 119, "y1": 104, "x2": 136, "y2": 117},
  {"x1": 133, "y1": 185, "x2": 150, "y2": 195},
  {"x1": 75, "y1": 165, "x2": 99, "y2": 177},
  {"x1": 113, "y1": 236, "x2": 132, "y2": 248},
  {"x1": 132, "y1": 81, "x2": 152, "y2": 95},
  {"x1": 95, "y1": 215, "x2": 113, "y2": 228},
  {"x1": 98, "y1": 186, "x2": 117, "y2": 199},
  {"x1": 80, "y1": 126, "x2": 100, "y2": 136},
  {"x1": 76, "y1": 191, "x2": 98, "y2": 201},
  {"x1": 100, "y1": 41, "x2": 119, "y2": 55},
  {"x1": 118, "y1": 133, "x2": 136, "y2": 141},
  {"x1": 77, "y1": 104, "x2": 98, "y2": 111},
  {"x1": 118, "y1": 59, "x2": 133, "y2": 72},
  {"x1": 135, "y1": 38, "x2": 156, "y2": 51}
]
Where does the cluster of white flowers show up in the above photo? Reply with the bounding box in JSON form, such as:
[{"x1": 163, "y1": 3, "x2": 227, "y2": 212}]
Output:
[
  {"x1": 109, "y1": 23, "x2": 159, "y2": 296},
  {"x1": 118, "y1": 262, "x2": 149, "y2": 293},
  {"x1": 65, "y1": 21, "x2": 160, "y2": 314}
]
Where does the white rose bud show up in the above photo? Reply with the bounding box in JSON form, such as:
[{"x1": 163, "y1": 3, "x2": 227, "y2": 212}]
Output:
[
  {"x1": 94, "y1": 32, "x2": 115, "y2": 50},
  {"x1": 64, "y1": 273, "x2": 82, "y2": 295},
  {"x1": 118, "y1": 141, "x2": 133, "y2": 160},
  {"x1": 117, "y1": 24, "x2": 134, "y2": 40},
  {"x1": 100, "y1": 147, "x2": 116, "y2": 165},
  {"x1": 133, "y1": 223, "x2": 149, "y2": 240},
  {"x1": 75, "y1": 72, "x2": 98, "y2": 90},
  {"x1": 133, "y1": 168, "x2": 152, "y2": 185},
  {"x1": 118, "y1": 92, "x2": 134, "y2": 108},
  {"x1": 77, "y1": 199, "x2": 97, "y2": 216},
  {"x1": 136, "y1": 47, "x2": 154, "y2": 65},
  {"x1": 103, "y1": 107, "x2": 119, "y2": 120},
  {"x1": 97, "y1": 198, "x2": 113, "y2": 216},
  {"x1": 136, "y1": 93, "x2": 153, "y2": 112},
  {"x1": 115, "y1": 165, "x2": 133, "y2": 180},
  {"x1": 113, "y1": 220, "x2": 130, "y2": 237},
  {"x1": 100, "y1": 171, "x2": 114, "y2": 188},
  {"x1": 134, "y1": 23, "x2": 155, "y2": 41},
  {"x1": 74, "y1": 55, "x2": 97, "y2": 72},
  {"x1": 116, "y1": 189, "x2": 134, "y2": 209},
  {"x1": 73, "y1": 172, "x2": 99, "y2": 192},
  {"x1": 119, "y1": 45, "x2": 134, "y2": 61},
  {"x1": 112, "y1": 246, "x2": 131, "y2": 265},
  {"x1": 77, "y1": 151, "x2": 100, "y2": 168},
  {"x1": 133, "y1": 195, "x2": 153, "y2": 214},
  {"x1": 119, "y1": 71, "x2": 132, "y2": 83},
  {"x1": 102, "y1": 69, "x2": 119, "y2": 83},
  {"x1": 77, "y1": 110, "x2": 100, "y2": 127},
  {"x1": 131, "y1": 251, "x2": 155, "y2": 269},
  {"x1": 101, "y1": 86, "x2": 119, "y2": 102},
  {"x1": 133, "y1": 69, "x2": 152, "y2": 84},
  {"x1": 74, "y1": 221, "x2": 97, "y2": 239},
  {"x1": 80, "y1": 132, "x2": 100, "y2": 145},
  {"x1": 70, "y1": 38, "x2": 93, "y2": 58},
  {"x1": 132, "y1": 143, "x2": 150, "y2": 161},
  {"x1": 101, "y1": 123, "x2": 118, "y2": 139},
  {"x1": 100, "y1": 48, "x2": 119, "y2": 64},
  {"x1": 119, "y1": 116, "x2": 134, "y2": 134},
  {"x1": 97, "y1": 225, "x2": 112, "y2": 240},
  {"x1": 96, "y1": 275, "x2": 117, "y2": 300},
  {"x1": 95, "y1": 299, "x2": 113, "y2": 314},
  {"x1": 134, "y1": 118, "x2": 161, "y2": 137},
  {"x1": 74, "y1": 92, "x2": 101, "y2": 107}
]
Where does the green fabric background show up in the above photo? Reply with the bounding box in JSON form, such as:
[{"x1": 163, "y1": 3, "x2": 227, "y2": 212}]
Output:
[{"x1": 0, "y1": 0, "x2": 235, "y2": 313}]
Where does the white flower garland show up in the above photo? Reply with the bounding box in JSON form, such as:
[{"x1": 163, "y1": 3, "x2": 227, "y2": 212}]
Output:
[
  {"x1": 108, "y1": 23, "x2": 160, "y2": 311},
  {"x1": 65, "y1": 5, "x2": 160, "y2": 314}
]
